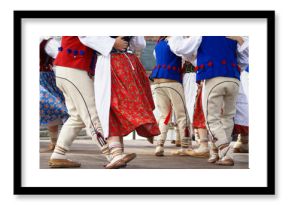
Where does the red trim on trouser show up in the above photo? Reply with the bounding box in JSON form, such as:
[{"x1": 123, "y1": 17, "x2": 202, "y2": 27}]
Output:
[
  {"x1": 193, "y1": 87, "x2": 206, "y2": 129},
  {"x1": 164, "y1": 107, "x2": 172, "y2": 125}
]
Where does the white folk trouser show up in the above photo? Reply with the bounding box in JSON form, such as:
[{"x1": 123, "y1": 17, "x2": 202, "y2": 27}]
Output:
[
  {"x1": 153, "y1": 82, "x2": 190, "y2": 147},
  {"x1": 202, "y1": 77, "x2": 240, "y2": 147},
  {"x1": 54, "y1": 66, "x2": 107, "y2": 151}
]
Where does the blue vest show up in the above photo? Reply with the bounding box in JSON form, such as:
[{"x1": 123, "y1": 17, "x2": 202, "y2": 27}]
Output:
[
  {"x1": 196, "y1": 36, "x2": 240, "y2": 81},
  {"x1": 149, "y1": 39, "x2": 182, "y2": 83}
]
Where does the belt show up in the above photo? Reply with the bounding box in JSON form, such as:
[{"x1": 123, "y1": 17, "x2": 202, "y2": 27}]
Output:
[
  {"x1": 184, "y1": 65, "x2": 196, "y2": 73},
  {"x1": 110, "y1": 49, "x2": 134, "y2": 54}
]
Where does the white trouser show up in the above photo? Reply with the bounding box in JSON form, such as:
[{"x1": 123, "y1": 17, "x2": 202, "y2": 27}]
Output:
[
  {"x1": 202, "y1": 77, "x2": 240, "y2": 147},
  {"x1": 154, "y1": 82, "x2": 190, "y2": 147},
  {"x1": 54, "y1": 66, "x2": 106, "y2": 150}
]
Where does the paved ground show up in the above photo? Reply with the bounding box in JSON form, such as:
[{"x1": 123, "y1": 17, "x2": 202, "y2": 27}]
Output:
[{"x1": 40, "y1": 138, "x2": 248, "y2": 169}]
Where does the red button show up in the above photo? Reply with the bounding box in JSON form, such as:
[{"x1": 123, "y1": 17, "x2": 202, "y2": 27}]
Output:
[
  {"x1": 208, "y1": 61, "x2": 213, "y2": 67},
  {"x1": 221, "y1": 60, "x2": 227, "y2": 65},
  {"x1": 172, "y1": 66, "x2": 177, "y2": 70},
  {"x1": 232, "y1": 63, "x2": 236, "y2": 67},
  {"x1": 167, "y1": 65, "x2": 171, "y2": 70},
  {"x1": 162, "y1": 64, "x2": 166, "y2": 68},
  {"x1": 199, "y1": 64, "x2": 204, "y2": 69}
]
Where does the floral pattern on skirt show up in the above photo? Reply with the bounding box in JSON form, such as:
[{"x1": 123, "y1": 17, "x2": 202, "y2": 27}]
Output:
[
  {"x1": 40, "y1": 71, "x2": 69, "y2": 125},
  {"x1": 109, "y1": 53, "x2": 160, "y2": 138}
]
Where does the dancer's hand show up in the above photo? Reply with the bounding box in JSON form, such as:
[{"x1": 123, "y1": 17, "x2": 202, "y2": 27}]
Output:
[
  {"x1": 113, "y1": 36, "x2": 129, "y2": 51},
  {"x1": 226, "y1": 36, "x2": 244, "y2": 45}
]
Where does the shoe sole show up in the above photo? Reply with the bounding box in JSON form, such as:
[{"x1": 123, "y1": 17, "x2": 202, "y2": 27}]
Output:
[
  {"x1": 208, "y1": 157, "x2": 219, "y2": 163},
  {"x1": 122, "y1": 153, "x2": 137, "y2": 164},
  {"x1": 105, "y1": 158, "x2": 127, "y2": 169},
  {"x1": 48, "y1": 160, "x2": 81, "y2": 168},
  {"x1": 215, "y1": 159, "x2": 234, "y2": 166},
  {"x1": 233, "y1": 148, "x2": 249, "y2": 153},
  {"x1": 188, "y1": 152, "x2": 210, "y2": 158},
  {"x1": 155, "y1": 152, "x2": 164, "y2": 157},
  {"x1": 171, "y1": 152, "x2": 188, "y2": 156}
]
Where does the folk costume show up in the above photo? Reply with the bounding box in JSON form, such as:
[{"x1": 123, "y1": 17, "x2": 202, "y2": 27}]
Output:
[
  {"x1": 40, "y1": 37, "x2": 68, "y2": 151},
  {"x1": 191, "y1": 36, "x2": 248, "y2": 166},
  {"x1": 180, "y1": 60, "x2": 215, "y2": 159},
  {"x1": 151, "y1": 85, "x2": 181, "y2": 147},
  {"x1": 49, "y1": 36, "x2": 123, "y2": 168},
  {"x1": 149, "y1": 36, "x2": 197, "y2": 156},
  {"x1": 94, "y1": 36, "x2": 160, "y2": 168}
]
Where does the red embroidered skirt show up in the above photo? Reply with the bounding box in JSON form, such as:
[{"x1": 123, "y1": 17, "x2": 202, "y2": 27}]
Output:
[
  {"x1": 193, "y1": 87, "x2": 206, "y2": 129},
  {"x1": 109, "y1": 53, "x2": 160, "y2": 138}
]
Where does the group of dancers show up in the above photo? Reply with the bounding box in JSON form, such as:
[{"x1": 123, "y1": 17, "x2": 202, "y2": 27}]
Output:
[{"x1": 40, "y1": 36, "x2": 249, "y2": 169}]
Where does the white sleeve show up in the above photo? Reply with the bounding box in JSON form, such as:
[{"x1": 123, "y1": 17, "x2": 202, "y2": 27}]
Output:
[
  {"x1": 129, "y1": 36, "x2": 146, "y2": 51},
  {"x1": 167, "y1": 36, "x2": 202, "y2": 63},
  {"x1": 237, "y1": 36, "x2": 249, "y2": 71},
  {"x1": 237, "y1": 36, "x2": 249, "y2": 54},
  {"x1": 78, "y1": 36, "x2": 116, "y2": 56},
  {"x1": 44, "y1": 37, "x2": 61, "y2": 59}
]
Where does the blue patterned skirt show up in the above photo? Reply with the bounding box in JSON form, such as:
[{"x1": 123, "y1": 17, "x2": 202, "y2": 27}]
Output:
[{"x1": 40, "y1": 71, "x2": 69, "y2": 125}]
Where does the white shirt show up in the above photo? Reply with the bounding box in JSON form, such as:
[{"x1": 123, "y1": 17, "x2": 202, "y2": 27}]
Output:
[
  {"x1": 78, "y1": 36, "x2": 116, "y2": 56},
  {"x1": 153, "y1": 36, "x2": 200, "y2": 65},
  {"x1": 44, "y1": 37, "x2": 61, "y2": 59},
  {"x1": 167, "y1": 36, "x2": 202, "y2": 64}
]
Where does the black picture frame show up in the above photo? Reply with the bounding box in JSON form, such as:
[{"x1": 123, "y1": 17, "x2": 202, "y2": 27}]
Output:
[{"x1": 14, "y1": 10, "x2": 275, "y2": 195}]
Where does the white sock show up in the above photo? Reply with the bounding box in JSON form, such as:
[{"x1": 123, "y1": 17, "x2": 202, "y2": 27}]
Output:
[
  {"x1": 195, "y1": 142, "x2": 209, "y2": 152},
  {"x1": 110, "y1": 154, "x2": 123, "y2": 164},
  {"x1": 100, "y1": 144, "x2": 112, "y2": 162},
  {"x1": 108, "y1": 141, "x2": 123, "y2": 164},
  {"x1": 50, "y1": 145, "x2": 67, "y2": 160}
]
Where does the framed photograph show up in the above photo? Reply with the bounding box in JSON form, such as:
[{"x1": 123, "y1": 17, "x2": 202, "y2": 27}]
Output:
[{"x1": 14, "y1": 10, "x2": 275, "y2": 195}]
